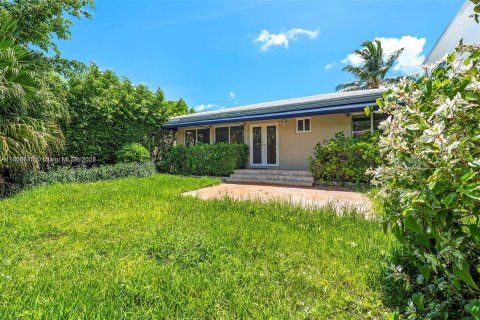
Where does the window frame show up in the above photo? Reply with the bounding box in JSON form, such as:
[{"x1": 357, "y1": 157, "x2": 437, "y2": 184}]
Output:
[
  {"x1": 213, "y1": 125, "x2": 245, "y2": 144},
  {"x1": 184, "y1": 127, "x2": 211, "y2": 146},
  {"x1": 351, "y1": 112, "x2": 387, "y2": 137},
  {"x1": 296, "y1": 117, "x2": 311, "y2": 133}
]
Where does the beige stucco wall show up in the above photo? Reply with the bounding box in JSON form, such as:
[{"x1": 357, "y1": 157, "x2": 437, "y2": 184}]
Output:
[{"x1": 175, "y1": 113, "x2": 353, "y2": 170}]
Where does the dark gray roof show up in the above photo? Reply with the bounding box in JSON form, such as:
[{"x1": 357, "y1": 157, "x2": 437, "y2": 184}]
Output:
[{"x1": 163, "y1": 88, "x2": 386, "y2": 129}]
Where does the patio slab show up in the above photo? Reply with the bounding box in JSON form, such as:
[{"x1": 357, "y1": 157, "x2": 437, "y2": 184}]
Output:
[{"x1": 183, "y1": 183, "x2": 372, "y2": 213}]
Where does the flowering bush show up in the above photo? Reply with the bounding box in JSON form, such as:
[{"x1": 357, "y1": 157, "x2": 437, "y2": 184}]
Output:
[{"x1": 372, "y1": 44, "x2": 480, "y2": 318}]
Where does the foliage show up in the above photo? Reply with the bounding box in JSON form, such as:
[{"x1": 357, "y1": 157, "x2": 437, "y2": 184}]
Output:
[
  {"x1": 336, "y1": 40, "x2": 409, "y2": 92},
  {"x1": 150, "y1": 129, "x2": 176, "y2": 166},
  {"x1": 0, "y1": 0, "x2": 94, "y2": 54},
  {"x1": 0, "y1": 174, "x2": 396, "y2": 318},
  {"x1": 64, "y1": 64, "x2": 191, "y2": 163},
  {"x1": 20, "y1": 162, "x2": 156, "y2": 189},
  {"x1": 372, "y1": 44, "x2": 480, "y2": 318},
  {"x1": 0, "y1": 12, "x2": 66, "y2": 189},
  {"x1": 116, "y1": 143, "x2": 150, "y2": 163},
  {"x1": 309, "y1": 132, "x2": 380, "y2": 183},
  {"x1": 159, "y1": 143, "x2": 248, "y2": 176},
  {"x1": 471, "y1": 0, "x2": 480, "y2": 22}
]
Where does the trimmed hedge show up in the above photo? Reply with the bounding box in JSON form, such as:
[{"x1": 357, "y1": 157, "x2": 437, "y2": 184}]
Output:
[
  {"x1": 20, "y1": 162, "x2": 156, "y2": 189},
  {"x1": 159, "y1": 143, "x2": 248, "y2": 176},
  {"x1": 308, "y1": 132, "x2": 380, "y2": 183},
  {"x1": 116, "y1": 143, "x2": 151, "y2": 163}
]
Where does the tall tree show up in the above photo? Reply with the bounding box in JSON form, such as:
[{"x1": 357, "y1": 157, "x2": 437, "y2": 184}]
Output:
[
  {"x1": 65, "y1": 64, "x2": 190, "y2": 163},
  {"x1": 0, "y1": 12, "x2": 66, "y2": 187},
  {"x1": 336, "y1": 40, "x2": 406, "y2": 92},
  {"x1": 0, "y1": 0, "x2": 94, "y2": 54}
]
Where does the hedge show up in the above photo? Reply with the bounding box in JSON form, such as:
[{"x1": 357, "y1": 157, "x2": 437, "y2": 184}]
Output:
[
  {"x1": 116, "y1": 143, "x2": 151, "y2": 163},
  {"x1": 20, "y1": 162, "x2": 156, "y2": 189},
  {"x1": 308, "y1": 132, "x2": 380, "y2": 183},
  {"x1": 159, "y1": 143, "x2": 248, "y2": 176}
]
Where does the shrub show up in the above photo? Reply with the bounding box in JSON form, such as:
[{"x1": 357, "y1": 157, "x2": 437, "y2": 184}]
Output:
[
  {"x1": 159, "y1": 143, "x2": 248, "y2": 176},
  {"x1": 116, "y1": 143, "x2": 150, "y2": 163},
  {"x1": 20, "y1": 162, "x2": 156, "y2": 189},
  {"x1": 371, "y1": 44, "x2": 480, "y2": 318},
  {"x1": 308, "y1": 132, "x2": 380, "y2": 183}
]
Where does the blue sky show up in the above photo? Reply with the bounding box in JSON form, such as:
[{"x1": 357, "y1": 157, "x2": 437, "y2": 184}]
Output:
[{"x1": 58, "y1": 0, "x2": 463, "y2": 111}]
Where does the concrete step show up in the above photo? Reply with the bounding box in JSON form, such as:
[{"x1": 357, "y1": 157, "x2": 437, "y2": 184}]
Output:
[
  {"x1": 225, "y1": 178, "x2": 314, "y2": 187},
  {"x1": 234, "y1": 169, "x2": 312, "y2": 177},
  {"x1": 230, "y1": 173, "x2": 314, "y2": 183}
]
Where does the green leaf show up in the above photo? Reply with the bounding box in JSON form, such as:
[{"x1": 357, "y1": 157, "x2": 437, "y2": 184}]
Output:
[
  {"x1": 467, "y1": 300, "x2": 480, "y2": 320},
  {"x1": 469, "y1": 224, "x2": 480, "y2": 242},
  {"x1": 404, "y1": 214, "x2": 422, "y2": 233},
  {"x1": 411, "y1": 292, "x2": 424, "y2": 310},
  {"x1": 443, "y1": 192, "x2": 457, "y2": 208},
  {"x1": 453, "y1": 260, "x2": 479, "y2": 290},
  {"x1": 386, "y1": 312, "x2": 400, "y2": 320}
]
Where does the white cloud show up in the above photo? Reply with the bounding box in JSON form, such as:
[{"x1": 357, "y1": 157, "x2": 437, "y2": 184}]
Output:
[
  {"x1": 324, "y1": 63, "x2": 334, "y2": 70},
  {"x1": 342, "y1": 53, "x2": 363, "y2": 66},
  {"x1": 254, "y1": 28, "x2": 319, "y2": 51},
  {"x1": 194, "y1": 103, "x2": 221, "y2": 112},
  {"x1": 228, "y1": 91, "x2": 238, "y2": 105},
  {"x1": 342, "y1": 36, "x2": 426, "y2": 75},
  {"x1": 376, "y1": 36, "x2": 426, "y2": 74}
]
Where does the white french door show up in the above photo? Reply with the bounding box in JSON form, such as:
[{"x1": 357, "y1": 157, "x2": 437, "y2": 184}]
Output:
[{"x1": 249, "y1": 123, "x2": 279, "y2": 166}]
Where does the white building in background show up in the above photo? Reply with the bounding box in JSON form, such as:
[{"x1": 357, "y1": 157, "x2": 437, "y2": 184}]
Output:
[{"x1": 424, "y1": 0, "x2": 480, "y2": 64}]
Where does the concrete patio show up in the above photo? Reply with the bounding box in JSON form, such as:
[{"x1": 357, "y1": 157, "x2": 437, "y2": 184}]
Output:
[{"x1": 183, "y1": 183, "x2": 372, "y2": 213}]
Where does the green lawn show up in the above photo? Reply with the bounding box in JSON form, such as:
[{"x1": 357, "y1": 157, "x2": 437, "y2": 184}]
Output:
[{"x1": 0, "y1": 174, "x2": 396, "y2": 319}]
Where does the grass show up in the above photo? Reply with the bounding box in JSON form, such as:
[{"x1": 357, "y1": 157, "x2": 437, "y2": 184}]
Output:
[{"x1": 0, "y1": 174, "x2": 396, "y2": 319}]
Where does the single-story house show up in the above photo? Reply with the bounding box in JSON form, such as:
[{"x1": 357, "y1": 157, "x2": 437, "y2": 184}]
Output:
[{"x1": 162, "y1": 88, "x2": 387, "y2": 170}]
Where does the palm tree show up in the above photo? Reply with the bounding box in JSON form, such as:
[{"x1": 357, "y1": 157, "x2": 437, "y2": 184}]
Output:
[
  {"x1": 0, "y1": 12, "x2": 65, "y2": 186},
  {"x1": 336, "y1": 40, "x2": 406, "y2": 92}
]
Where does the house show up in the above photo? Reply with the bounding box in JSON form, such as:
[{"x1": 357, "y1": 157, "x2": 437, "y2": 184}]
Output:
[
  {"x1": 162, "y1": 88, "x2": 387, "y2": 171},
  {"x1": 424, "y1": 0, "x2": 480, "y2": 65}
]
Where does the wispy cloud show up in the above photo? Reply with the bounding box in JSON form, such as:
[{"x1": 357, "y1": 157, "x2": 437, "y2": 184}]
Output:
[
  {"x1": 254, "y1": 28, "x2": 319, "y2": 52},
  {"x1": 229, "y1": 91, "x2": 238, "y2": 104},
  {"x1": 194, "y1": 103, "x2": 225, "y2": 112},
  {"x1": 324, "y1": 63, "x2": 335, "y2": 70},
  {"x1": 342, "y1": 36, "x2": 426, "y2": 75}
]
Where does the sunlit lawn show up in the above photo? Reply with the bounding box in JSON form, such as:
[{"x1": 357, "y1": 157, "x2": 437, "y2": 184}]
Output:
[{"x1": 0, "y1": 174, "x2": 395, "y2": 319}]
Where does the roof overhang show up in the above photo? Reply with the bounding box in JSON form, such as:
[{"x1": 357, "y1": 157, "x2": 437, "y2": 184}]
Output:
[{"x1": 162, "y1": 102, "x2": 377, "y2": 129}]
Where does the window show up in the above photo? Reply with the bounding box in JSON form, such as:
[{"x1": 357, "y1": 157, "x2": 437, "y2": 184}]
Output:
[
  {"x1": 197, "y1": 128, "x2": 210, "y2": 144},
  {"x1": 184, "y1": 128, "x2": 210, "y2": 146},
  {"x1": 352, "y1": 113, "x2": 388, "y2": 137},
  {"x1": 296, "y1": 117, "x2": 311, "y2": 133},
  {"x1": 230, "y1": 126, "x2": 244, "y2": 144},
  {"x1": 215, "y1": 125, "x2": 244, "y2": 144},
  {"x1": 215, "y1": 127, "x2": 229, "y2": 143}
]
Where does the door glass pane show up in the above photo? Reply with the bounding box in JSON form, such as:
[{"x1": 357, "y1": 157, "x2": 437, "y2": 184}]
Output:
[
  {"x1": 266, "y1": 125, "x2": 276, "y2": 165},
  {"x1": 215, "y1": 127, "x2": 229, "y2": 143},
  {"x1": 197, "y1": 128, "x2": 210, "y2": 144},
  {"x1": 252, "y1": 126, "x2": 262, "y2": 164},
  {"x1": 230, "y1": 126, "x2": 244, "y2": 144},
  {"x1": 185, "y1": 130, "x2": 196, "y2": 146}
]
